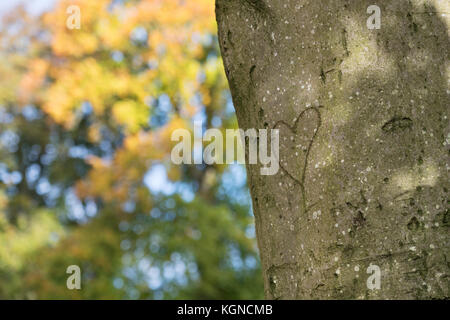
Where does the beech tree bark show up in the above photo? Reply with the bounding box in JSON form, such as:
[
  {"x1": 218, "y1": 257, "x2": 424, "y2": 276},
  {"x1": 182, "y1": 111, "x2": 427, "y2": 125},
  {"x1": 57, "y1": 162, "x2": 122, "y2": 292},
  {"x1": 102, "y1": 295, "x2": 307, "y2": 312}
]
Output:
[{"x1": 216, "y1": 0, "x2": 449, "y2": 299}]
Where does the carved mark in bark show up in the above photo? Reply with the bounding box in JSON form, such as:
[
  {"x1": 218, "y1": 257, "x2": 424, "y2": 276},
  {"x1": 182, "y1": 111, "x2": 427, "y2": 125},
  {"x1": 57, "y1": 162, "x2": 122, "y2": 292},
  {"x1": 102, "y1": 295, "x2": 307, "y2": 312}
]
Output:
[
  {"x1": 341, "y1": 28, "x2": 349, "y2": 57},
  {"x1": 330, "y1": 190, "x2": 371, "y2": 237},
  {"x1": 249, "y1": 65, "x2": 257, "y2": 86},
  {"x1": 242, "y1": 0, "x2": 274, "y2": 20},
  {"x1": 320, "y1": 58, "x2": 344, "y2": 84},
  {"x1": 274, "y1": 107, "x2": 322, "y2": 214},
  {"x1": 267, "y1": 262, "x2": 299, "y2": 299},
  {"x1": 219, "y1": 29, "x2": 234, "y2": 78},
  {"x1": 382, "y1": 117, "x2": 413, "y2": 133},
  {"x1": 320, "y1": 67, "x2": 338, "y2": 84}
]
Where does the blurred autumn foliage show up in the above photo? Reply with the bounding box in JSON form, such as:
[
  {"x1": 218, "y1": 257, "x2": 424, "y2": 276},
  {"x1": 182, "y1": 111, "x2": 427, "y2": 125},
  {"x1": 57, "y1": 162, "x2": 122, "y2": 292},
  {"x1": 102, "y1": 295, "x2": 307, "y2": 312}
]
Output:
[{"x1": 0, "y1": 0, "x2": 263, "y2": 299}]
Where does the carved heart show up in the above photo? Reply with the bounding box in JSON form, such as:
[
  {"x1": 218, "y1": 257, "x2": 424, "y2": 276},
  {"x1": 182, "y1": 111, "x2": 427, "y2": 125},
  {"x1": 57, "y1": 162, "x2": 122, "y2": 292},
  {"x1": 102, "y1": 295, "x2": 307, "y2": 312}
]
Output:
[{"x1": 274, "y1": 107, "x2": 322, "y2": 187}]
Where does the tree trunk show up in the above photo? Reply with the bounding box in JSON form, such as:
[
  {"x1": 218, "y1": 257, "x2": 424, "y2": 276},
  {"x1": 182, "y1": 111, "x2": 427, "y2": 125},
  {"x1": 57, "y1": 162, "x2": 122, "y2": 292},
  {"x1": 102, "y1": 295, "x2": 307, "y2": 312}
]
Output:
[{"x1": 216, "y1": 0, "x2": 449, "y2": 299}]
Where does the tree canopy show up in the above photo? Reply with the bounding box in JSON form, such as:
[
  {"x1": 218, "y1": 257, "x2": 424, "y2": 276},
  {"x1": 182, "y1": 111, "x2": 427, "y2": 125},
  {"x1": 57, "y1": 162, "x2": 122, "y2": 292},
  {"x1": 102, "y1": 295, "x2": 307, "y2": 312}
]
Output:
[{"x1": 0, "y1": 0, "x2": 263, "y2": 299}]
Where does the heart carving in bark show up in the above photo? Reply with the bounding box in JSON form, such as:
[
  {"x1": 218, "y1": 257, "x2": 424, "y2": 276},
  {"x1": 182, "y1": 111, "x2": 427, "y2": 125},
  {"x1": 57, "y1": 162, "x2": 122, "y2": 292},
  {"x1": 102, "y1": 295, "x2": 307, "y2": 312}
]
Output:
[{"x1": 274, "y1": 107, "x2": 322, "y2": 191}]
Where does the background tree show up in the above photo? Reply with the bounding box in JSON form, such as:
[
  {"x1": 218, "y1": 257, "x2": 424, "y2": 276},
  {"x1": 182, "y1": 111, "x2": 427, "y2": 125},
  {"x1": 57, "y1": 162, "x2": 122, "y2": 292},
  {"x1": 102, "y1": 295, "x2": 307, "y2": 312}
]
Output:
[
  {"x1": 0, "y1": 0, "x2": 263, "y2": 299},
  {"x1": 216, "y1": 0, "x2": 449, "y2": 299}
]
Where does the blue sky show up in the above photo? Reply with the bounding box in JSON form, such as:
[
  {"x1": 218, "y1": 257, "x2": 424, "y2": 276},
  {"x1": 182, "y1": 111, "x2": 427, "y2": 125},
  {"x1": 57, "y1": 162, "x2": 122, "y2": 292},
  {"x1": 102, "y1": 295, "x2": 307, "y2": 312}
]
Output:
[
  {"x1": 0, "y1": 0, "x2": 250, "y2": 210},
  {"x1": 0, "y1": 0, "x2": 55, "y2": 17}
]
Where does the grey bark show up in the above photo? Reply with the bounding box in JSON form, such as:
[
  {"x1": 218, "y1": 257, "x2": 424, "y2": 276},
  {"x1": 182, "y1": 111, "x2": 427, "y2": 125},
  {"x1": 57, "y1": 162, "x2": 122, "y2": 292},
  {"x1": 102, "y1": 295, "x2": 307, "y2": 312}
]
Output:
[{"x1": 216, "y1": 0, "x2": 449, "y2": 299}]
